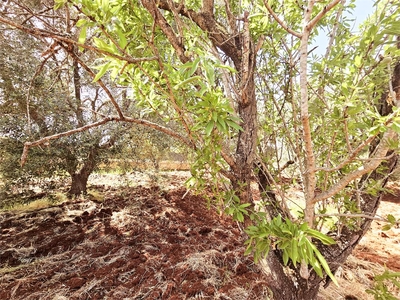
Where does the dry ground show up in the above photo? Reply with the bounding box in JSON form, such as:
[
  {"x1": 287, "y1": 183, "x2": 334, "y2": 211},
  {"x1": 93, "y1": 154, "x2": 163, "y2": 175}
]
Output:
[{"x1": 0, "y1": 171, "x2": 399, "y2": 299}]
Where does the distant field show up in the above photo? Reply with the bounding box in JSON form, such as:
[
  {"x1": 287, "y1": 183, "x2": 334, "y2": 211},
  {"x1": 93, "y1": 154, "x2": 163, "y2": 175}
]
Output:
[{"x1": 99, "y1": 159, "x2": 190, "y2": 171}]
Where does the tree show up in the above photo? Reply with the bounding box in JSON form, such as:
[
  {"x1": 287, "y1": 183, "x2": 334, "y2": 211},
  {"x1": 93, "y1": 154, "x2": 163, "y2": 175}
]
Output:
[
  {"x1": 0, "y1": 1, "x2": 130, "y2": 196},
  {"x1": 1, "y1": 0, "x2": 400, "y2": 298}
]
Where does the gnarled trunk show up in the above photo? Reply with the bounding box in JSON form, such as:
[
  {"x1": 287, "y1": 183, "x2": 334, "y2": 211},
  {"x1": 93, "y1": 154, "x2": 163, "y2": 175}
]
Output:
[
  {"x1": 69, "y1": 172, "x2": 90, "y2": 196},
  {"x1": 68, "y1": 147, "x2": 99, "y2": 196}
]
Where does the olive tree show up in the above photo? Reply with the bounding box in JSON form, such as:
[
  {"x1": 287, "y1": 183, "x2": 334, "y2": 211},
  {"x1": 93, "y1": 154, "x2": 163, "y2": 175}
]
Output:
[
  {"x1": 0, "y1": 1, "x2": 129, "y2": 196},
  {"x1": 1, "y1": 0, "x2": 400, "y2": 298}
]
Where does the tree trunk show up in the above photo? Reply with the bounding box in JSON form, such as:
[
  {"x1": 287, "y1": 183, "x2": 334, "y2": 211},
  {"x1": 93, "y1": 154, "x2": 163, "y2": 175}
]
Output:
[
  {"x1": 319, "y1": 51, "x2": 400, "y2": 290},
  {"x1": 69, "y1": 172, "x2": 90, "y2": 196},
  {"x1": 233, "y1": 70, "x2": 258, "y2": 203},
  {"x1": 68, "y1": 147, "x2": 99, "y2": 196},
  {"x1": 128, "y1": 4, "x2": 400, "y2": 299},
  {"x1": 230, "y1": 12, "x2": 258, "y2": 204}
]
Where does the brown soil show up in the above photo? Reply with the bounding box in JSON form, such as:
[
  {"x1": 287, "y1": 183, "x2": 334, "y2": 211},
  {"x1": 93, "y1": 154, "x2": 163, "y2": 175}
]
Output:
[{"x1": 0, "y1": 172, "x2": 399, "y2": 300}]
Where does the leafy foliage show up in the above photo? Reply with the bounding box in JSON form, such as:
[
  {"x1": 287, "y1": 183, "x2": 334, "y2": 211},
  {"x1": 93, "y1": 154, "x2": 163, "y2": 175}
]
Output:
[
  {"x1": 366, "y1": 269, "x2": 400, "y2": 300},
  {"x1": 2, "y1": 0, "x2": 400, "y2": 297},
  {"x1": 245, "y1": 214, "x2": 338, "y2": 285}
]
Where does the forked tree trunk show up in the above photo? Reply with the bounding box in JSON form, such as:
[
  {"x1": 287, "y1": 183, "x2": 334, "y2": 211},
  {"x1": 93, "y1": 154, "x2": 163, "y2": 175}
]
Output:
[
  {"x1": 256, "y1": 146, "x2": 398, "y2": 300},
  {"x1": 131, "y1": 3, "x2": 399, "y2": 299},
  {"x1": 260, "y1": 55, "x2": 400, "y2": 300}
]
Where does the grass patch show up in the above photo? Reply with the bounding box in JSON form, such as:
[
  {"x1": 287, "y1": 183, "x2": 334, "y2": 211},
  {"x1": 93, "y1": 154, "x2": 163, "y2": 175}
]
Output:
[
  {"x1": 2, "y1": 192, "x2": 67, "y2": 212},
  {"x1": 87, "y1": 189, "x2": 104, "y2": 202}
]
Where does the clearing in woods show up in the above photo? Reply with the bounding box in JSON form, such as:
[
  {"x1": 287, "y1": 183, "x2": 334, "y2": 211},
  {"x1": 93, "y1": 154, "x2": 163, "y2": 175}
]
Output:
[{"x1": 0, "y1": 171, "x2": 399, "y2": 299}]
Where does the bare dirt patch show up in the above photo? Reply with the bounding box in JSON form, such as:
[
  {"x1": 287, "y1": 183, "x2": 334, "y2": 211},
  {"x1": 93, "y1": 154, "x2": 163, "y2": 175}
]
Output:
[
  {"x1": 0, "y1": 172, "x2": 399, "y2": 299},
  {"x1": 0, "y1": 173, "x2": 270, "y2": 299}
]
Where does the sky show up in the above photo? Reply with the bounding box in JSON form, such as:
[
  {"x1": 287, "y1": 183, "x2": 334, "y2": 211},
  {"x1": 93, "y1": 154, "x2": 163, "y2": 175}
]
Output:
[
  {"x1": 313, "y1": 0, "x2": 375, "y2": 55},
  {"x1": 351, "y1": 0, "x2": 375, "y2": 27}
]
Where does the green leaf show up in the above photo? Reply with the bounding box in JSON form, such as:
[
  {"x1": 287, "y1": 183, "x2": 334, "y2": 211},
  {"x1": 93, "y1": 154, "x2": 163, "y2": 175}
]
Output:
[
  {"x1": 76, "y1": 19, "x2": 87, "y2": 27},
  {"x1": 291, "y1": 239, "x2": 298, "y2": 266},
  {"x1": 226, "y1": 119, "x2": 243, "y2": 131},
  {"x1": 354, "y1": 55, "x2": 362, "y2": 68},
  {"x1": 309, "y1": 258, "x2": 323, "y2": 278},
  {"x1": 390, "y1": 121, "x2": 400, "y2": 134},
  {"x1": 173, "y1": 76, "x2": 202, "y2": 89},
  {"x1": 382, "y1": 21, "x2": 400, "y2": 35},
  {"x1": 282, "y1": 249, "x2": 289, "y2": 265},
  {"x1": 387, "y1": 214, "x2": 396, "y2": 224},
  {"x1": 54, "y1": 0, "x2": 67, "y2": 9},
  {"x1": 235, "y1": 211, "x2": 244, "y2": 222},
  {"x1": 382, "y1": 224, "x2": 392, "y2": 231},
  {"x1": 279, "y1": 240, "x2": 290, "y2": 249},
  {"x1": 93, "y1": 62, "x2": 111, "y2": 82},
  {"x1": 93, "y1": 37, "x2": 113, "y2": 52},
  {"x1": 78, "y1": 25, "x2": 87, "y2": 51},
  {"x1": 244, "y1": 244, "x2": 253, "y2": 256},
  {"x1": 212, "y1": 111, "x2": 218, "y2": 122},
  {"x1": 298, "y1": 235, "x2": 307, "y2": 246},
  {"x1": 217, "y1": 117, "x2": 227, "y2": 132},
  {"x1": 116, "y1": 27, "x2": 127, "y2": 49},
  {"x1": 215, "y1": 63, "x2": 237, "y2": 73},
  {"x1": 227, "y1": 115, "x2": 242, "y2": 123},
  {"x1": 188, "y1": 57, "x2": 200, "y2": 78},
  {"x1": 300, "y1": 223, "x2": 309, "y2": 231},
  {"x1": 102, "y1": 0, "x2": 109, "y2": 13},
  {"x1": 313, "y1": 246, "x2": 339, "y2": 286},
  {"x1": 307, "y1": 229, "x2": 336, "y2": 245},
  {"x1": 205, "y1": 121, "x2": 214, "y2": 136},
  {"x1": 245, "y1": 226, "x2": 259, "y2": 233},
  {"x1": 204, "y1": 61, "x2": 215, "y2": 86}
]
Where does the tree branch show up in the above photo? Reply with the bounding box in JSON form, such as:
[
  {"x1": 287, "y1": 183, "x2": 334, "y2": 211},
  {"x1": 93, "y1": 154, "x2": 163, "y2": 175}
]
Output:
[
  {"x1": 323, "y1": 0, "x2": 345, "y2": 60},
  {"x1": 0, "y1": 16, "x2": 157, "y2": 64},
  {"x1": 313, "y1": 129, "x2": 397, "y2": 204},
  {"x1": 223, "y1": 0, "x2": 237, "y2": 34},
  {"x1": 140, "y1": 0, "x2": 189, "y2": 64},
  {"x1": 316, "y1": 134, "x2": 377, "y2": 172},
  {"x1": 21, "y1": 117, "x2": 117, "y2": 167},
  {"x1": 154, "y1": 0, "x2": 241, "y2": 69},
  {"x1": 262, "y1": 0, "x2": 302, "y2": 38},
  {"x1": 202, "y1": 0, "x2": 214, "y2": 14},
  {"x1": 66, "y1": 48, "x2": 126, "y2": 119},
  {"x1": 21, "y1": 116, "x2": 194, "y2": 167},
  {"x1": 307, "y1": 0, "x2": 342, "y2": 31},
  {"x1": 299, "y1": 0, "x2": 317, "y2": 227},
  {"x1": 316, "y1": 110, "x2": 400, "y2": 173}
]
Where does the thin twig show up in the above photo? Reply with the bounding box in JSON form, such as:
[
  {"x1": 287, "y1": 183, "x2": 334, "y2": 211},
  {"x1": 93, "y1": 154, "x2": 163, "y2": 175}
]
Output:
[
  {"x1": 66, "y1": 48, "x2": 125, "y2": 119},
  {"x1": 313, "y1": 128, "x2": 397, "y2": 204},
  {"x1": 0, "y1": 16, "x2": 157, "y2": 64},
  {"x1": 316, "y1": 212, "x2": 398, "y2": 224},
  {"x1": 262, "y1": 0, "x2": 302, "y2": 38}
]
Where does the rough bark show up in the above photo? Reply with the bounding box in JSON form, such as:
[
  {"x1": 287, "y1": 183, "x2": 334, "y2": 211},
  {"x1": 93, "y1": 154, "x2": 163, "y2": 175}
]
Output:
[
  {"x1": 233, "y1": 58, "x2": 258, "y2": 202},
  {"x1": 232, "y1": 11, "x2": 259, "y2": 203},
  {"x1": 69, "y1": 173, "x2": 90, "y2": 196},
  {"x1": 68, "y1": 147, "x2": 99, "y2": 196},
  {"x1": 142, "y1": 0, "x2": 258, "y2": 202}
]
